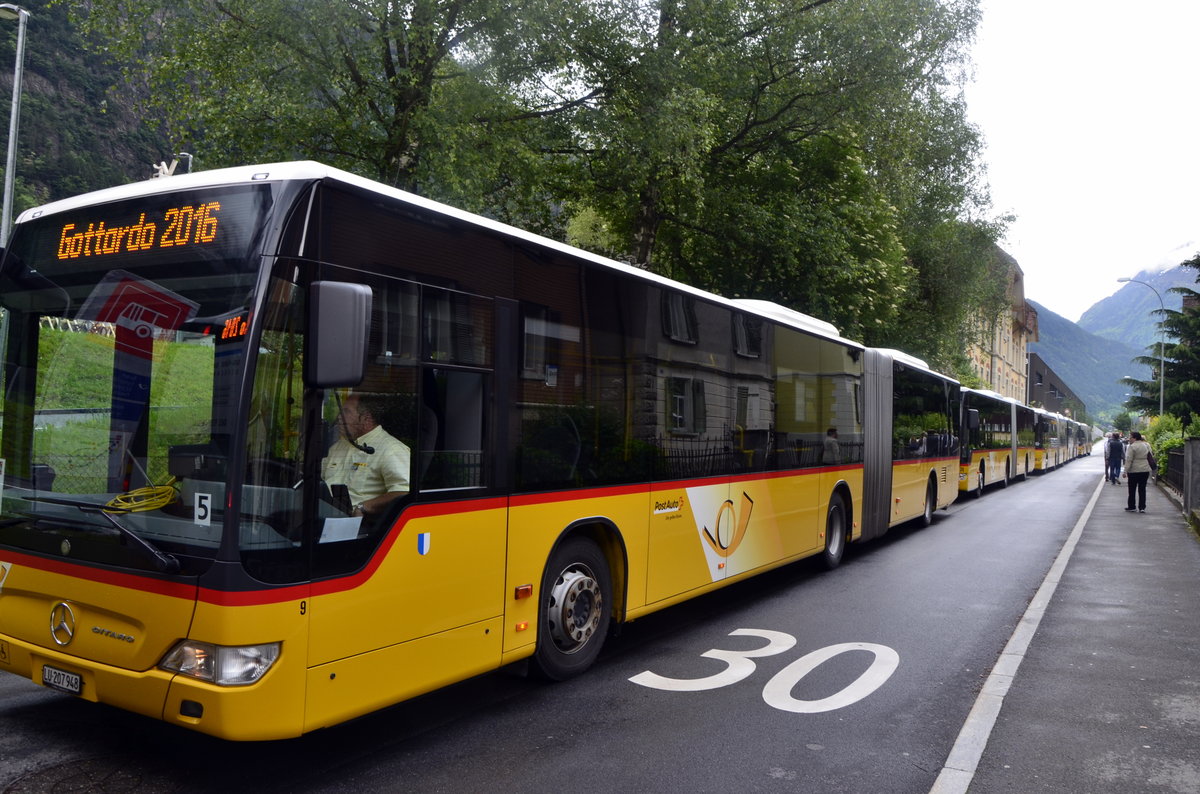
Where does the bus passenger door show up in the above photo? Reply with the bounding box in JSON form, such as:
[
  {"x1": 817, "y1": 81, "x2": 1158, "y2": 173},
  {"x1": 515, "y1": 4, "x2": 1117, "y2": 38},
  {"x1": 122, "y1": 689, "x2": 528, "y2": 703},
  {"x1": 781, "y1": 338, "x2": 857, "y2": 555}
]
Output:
[{"x1": 303, "y1": 277, "x2": 507, "y2": 721}]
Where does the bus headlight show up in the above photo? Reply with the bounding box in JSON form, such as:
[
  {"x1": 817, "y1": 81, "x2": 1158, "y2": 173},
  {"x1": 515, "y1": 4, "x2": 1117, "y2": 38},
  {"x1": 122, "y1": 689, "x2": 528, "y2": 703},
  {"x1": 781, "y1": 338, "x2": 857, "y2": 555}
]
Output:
[{"x1": 160, "y1": 641, "x2": 281, "y2": 686}]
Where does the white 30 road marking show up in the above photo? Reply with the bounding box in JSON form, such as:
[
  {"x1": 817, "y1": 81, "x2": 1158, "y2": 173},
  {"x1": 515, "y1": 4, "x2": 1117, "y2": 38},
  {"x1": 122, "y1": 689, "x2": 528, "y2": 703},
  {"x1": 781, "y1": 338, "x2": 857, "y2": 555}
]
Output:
[
  {"x1": 629, "y1": 629, "x2": 796, "y2": 692},
  {"x1": 629, "y1": 629, "x2": 900, "y2": 714},
  {"x1": 762, "y1": 642, "x2": 900, "y2": 713}
]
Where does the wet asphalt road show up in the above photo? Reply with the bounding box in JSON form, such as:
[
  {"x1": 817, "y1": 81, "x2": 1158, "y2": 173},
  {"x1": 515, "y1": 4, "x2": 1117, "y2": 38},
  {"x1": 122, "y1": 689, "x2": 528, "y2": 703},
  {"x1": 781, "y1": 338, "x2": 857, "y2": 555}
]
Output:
[{"x1": 1, "y1": 455, "x2": 1138, "y2": 793}]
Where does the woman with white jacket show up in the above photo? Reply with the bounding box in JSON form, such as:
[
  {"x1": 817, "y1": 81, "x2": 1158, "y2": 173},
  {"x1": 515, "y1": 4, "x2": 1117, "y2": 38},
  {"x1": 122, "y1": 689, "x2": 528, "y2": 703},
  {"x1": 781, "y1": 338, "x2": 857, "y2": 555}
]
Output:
[{"x1": 1124, "y1": 431, "x2": 1153, "y2": 513}]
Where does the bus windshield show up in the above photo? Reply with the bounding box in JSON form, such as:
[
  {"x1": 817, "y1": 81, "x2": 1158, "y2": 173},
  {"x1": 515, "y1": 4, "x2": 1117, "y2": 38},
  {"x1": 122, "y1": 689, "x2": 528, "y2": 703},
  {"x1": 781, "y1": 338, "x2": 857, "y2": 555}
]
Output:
[{"x1": 0, "y1": 184, "x2": 274, "y2": 573}]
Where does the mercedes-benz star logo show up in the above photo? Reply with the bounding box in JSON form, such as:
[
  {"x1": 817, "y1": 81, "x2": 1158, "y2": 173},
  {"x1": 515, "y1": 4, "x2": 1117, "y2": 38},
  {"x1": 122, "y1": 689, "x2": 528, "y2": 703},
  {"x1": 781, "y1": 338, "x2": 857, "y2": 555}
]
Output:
[{"x1": 50, "y1": 602, "x2": 76, "y2": 647}]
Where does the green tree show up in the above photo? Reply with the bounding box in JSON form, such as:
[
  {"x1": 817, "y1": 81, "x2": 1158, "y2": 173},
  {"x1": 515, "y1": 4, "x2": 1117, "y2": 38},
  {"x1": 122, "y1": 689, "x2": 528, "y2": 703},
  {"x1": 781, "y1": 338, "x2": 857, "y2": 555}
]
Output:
[
  {"x1": 0, "y1": 0, "x2": 168, "y2": 212},
  {"x1": 862, "y1": 34, "x2": 1008, "y2": 369},
  {"x1": 557, "y1": 0, "x2": 994, "y2": 352},
  {"x1": 62, "y1": 0, "x2": 580, "y2": 228},
  {"x1": 893, "y1": 226, "x2": 1010, "y2": 374},
  {"x1": 63, "y1": 0, "x2": 1000, "y2": 363},
  {"x1": 1124, "y1": 252, "x2": 1200, "y2": 424}
]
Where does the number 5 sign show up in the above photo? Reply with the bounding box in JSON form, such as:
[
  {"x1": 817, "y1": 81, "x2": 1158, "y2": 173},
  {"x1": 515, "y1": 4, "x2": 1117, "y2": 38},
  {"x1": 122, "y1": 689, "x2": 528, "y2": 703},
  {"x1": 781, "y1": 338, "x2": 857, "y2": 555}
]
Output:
[
  {"x1": 629, "y1": 629, "x2": 899, "y2": 714},
  {"x1": 194, "y1": 492, "x2": 212, "y2": 527}
]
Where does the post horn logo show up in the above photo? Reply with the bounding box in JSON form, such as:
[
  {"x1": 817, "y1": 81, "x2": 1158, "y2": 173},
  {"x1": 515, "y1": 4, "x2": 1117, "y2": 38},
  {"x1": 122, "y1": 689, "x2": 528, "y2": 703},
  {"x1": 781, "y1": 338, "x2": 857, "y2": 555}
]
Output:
[
  {"x1": 702, "y1": 492, "x2": 754, "y2": 558},
  {"x1": 49, "y1": 602, "x2": 76, "y2": 647}
]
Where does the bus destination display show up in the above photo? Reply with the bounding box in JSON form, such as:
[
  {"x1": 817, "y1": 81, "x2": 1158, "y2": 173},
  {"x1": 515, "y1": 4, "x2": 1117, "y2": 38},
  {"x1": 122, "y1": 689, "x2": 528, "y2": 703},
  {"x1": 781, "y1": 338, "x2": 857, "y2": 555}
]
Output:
[{"x1": 57, "y1": 201, "x2": 223, "y2": 260}]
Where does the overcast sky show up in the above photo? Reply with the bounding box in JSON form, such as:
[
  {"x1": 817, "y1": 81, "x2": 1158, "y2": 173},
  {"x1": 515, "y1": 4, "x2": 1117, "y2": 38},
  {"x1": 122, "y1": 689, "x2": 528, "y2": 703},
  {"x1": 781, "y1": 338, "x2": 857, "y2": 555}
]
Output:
[{"x1": 964, "y1": 0, "x2": 1200, "y2": 322}]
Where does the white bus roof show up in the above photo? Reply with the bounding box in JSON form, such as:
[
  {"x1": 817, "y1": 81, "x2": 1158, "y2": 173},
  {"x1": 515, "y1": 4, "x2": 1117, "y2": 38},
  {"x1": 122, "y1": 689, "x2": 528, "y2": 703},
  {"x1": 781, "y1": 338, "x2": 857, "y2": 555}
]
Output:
[
  {"x1": 730, "y1": 299, "x2": 843, "y2": 340},
  {"x1": 873, "y1": 347, "x2": 959, "y2": 384},
  {"x1": 962, "y1": 387, "x2": 1021, "y2": 404},
  {"x1": 17, "y1": 161, "x2": 863, "y2": 350}
]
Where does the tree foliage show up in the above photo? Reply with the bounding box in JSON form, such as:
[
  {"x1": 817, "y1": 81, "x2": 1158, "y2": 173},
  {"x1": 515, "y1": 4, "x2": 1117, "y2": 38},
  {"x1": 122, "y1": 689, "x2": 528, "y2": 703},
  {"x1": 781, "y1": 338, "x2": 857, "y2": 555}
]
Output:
[
  {"x1": 552, "y1": 0, "x2": 998, "y2": 358},
  {"x1": 0, "y1": 0, "x2": 169, "y2": 216},
  {"x1": 63, "y1": 0, "x2": 583, "y2": 226},
  {"x1": 1124, "y1": 252, "x2": 1200, "y2": 424},
  {"x1": 58, "y1": 0, "x2": 1002, "y2": 365}
]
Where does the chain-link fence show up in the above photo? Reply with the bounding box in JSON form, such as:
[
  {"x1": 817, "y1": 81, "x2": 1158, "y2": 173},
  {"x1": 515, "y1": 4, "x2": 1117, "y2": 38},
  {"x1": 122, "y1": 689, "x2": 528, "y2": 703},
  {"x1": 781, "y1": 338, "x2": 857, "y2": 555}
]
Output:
[{"x1": 26, "y1": 454, "x2": 173, "y2": 495}]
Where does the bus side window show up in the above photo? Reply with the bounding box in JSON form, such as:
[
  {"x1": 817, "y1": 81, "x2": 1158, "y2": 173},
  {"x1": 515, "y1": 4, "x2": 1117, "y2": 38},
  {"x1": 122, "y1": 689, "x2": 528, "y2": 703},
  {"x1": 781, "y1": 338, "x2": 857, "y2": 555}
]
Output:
[{"x1": 420, "y1": 369, "x2": 486, "y2": 490}]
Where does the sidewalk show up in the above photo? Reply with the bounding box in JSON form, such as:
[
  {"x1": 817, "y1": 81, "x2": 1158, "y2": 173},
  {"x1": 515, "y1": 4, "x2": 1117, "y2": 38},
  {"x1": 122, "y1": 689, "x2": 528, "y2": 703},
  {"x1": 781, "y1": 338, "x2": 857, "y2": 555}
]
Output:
[{"x1": 963, "y1": 460, "x2": 1200, "y2": 793}]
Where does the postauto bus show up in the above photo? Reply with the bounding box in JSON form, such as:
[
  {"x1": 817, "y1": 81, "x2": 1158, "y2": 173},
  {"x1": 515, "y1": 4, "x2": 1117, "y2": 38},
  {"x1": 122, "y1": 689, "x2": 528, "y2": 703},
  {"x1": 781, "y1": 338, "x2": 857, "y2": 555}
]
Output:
[{"x1": 0, "y1": 162, "x2": 958, "y2": 739}]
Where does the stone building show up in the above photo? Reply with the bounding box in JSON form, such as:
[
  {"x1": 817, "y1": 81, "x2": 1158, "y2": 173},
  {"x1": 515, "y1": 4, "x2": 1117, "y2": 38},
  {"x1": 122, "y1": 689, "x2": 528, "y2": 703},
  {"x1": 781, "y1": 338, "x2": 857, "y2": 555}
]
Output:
[{"x1": 966, "y1": 247, "x2": 1039, "y2": 401}]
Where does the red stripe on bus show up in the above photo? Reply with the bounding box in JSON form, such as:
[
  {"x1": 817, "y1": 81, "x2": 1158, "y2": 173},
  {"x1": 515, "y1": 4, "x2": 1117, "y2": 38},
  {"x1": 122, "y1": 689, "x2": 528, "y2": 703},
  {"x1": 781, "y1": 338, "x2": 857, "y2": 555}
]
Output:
[
  {"x1": 0, "y1": 549, "x2": 196, "y2": 598},
  {"x1": 8, "y1": 464, "x2": 870, "y2": 607},
  {"x1": 892, "y1": 456, "x2": 959, "y2": 466},
  {"x1": 199, "y1": 496, "x2": 510, "y2": 605}
]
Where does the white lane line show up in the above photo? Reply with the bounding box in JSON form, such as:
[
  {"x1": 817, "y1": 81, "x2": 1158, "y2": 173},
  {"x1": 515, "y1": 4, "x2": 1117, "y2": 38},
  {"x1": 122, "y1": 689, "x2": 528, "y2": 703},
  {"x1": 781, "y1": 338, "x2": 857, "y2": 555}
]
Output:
[{"x1": 929, "y1": 474, "x2": 1106, "y2": 794}]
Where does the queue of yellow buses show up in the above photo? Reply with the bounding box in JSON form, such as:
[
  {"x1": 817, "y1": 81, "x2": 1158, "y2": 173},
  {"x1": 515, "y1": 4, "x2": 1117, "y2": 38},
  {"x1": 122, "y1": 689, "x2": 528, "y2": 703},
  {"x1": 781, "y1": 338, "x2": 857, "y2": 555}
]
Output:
[
  {"x1": 0, "y1": 162, "x2": 1085, "y2": 740},
  {"x1": 958, "y1": 388, "x2": 1090, "y2": 497}
]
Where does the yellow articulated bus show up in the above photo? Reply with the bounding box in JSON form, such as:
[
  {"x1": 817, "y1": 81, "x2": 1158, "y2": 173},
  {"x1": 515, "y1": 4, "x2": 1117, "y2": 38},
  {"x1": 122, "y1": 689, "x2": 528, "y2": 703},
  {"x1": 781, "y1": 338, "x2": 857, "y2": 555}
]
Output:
[
  {"x1": 1033, "y1": 410, "x2": 1088, "y2": 470},
  {"x1": 1033, "y1": 408, "x2": 1063, "y2": 472},
  {"x1": 1073, "y1": 421, "x2": 1093, "y2": 458},
  {"x1": 958, "y1": 388, "x2": 1037, "y2": 496},
  {"x1": 0, "y1": 162, "x2": 957, "y2": 740}
]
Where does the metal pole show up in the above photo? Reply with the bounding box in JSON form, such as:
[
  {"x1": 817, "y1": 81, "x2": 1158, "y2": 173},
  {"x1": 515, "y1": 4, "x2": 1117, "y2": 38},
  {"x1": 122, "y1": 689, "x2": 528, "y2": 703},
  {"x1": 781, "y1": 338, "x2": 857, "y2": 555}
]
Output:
[
  {"x1": 0, "y1": 4, "x2": 29, "y2": 248},
  {"x1": 1117, "y1": 277, "x2": 1166, "y2": 417},
  {"x1": 1161, "y1": 328, "x2": 1166, "y2": 418}
]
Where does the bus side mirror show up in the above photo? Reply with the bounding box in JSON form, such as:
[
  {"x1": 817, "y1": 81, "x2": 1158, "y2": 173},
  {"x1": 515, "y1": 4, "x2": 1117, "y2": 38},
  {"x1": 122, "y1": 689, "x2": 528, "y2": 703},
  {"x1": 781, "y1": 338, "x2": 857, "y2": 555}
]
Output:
[
  {"x1": 966, "y1": 408, "x2": 980, "y2": 431},
  {"x1": 306, "y1": 281, "x2": 372, "y2": 387}
]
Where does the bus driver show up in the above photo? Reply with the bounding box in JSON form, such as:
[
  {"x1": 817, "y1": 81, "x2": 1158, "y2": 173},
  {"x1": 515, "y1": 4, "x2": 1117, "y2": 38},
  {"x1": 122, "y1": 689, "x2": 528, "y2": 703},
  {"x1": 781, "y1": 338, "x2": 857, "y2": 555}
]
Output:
[{"x1": 322, "y1": 392, "x2": 411, "y2": 516}]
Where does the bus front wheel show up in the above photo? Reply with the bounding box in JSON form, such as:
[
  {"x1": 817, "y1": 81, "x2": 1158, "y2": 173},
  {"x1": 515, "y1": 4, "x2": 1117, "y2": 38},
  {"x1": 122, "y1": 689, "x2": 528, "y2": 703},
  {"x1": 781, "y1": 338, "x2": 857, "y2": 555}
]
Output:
[{"x1": 532, "y1": 536, "x2": 612, "y2": 681}]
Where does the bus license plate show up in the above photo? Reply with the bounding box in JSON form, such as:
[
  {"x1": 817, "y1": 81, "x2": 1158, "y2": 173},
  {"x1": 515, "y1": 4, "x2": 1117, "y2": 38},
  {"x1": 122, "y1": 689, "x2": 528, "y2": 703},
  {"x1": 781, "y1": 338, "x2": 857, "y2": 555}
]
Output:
[{"x1": 41, "y1": 665, "x2": 82, "y2": 695}]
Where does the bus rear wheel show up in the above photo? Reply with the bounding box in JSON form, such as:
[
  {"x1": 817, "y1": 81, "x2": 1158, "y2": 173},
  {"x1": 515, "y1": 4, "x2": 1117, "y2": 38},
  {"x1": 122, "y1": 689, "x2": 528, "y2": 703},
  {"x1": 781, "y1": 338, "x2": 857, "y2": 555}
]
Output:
[
  {"x1": 532, "y1": 536, "x2": 612, "y2": 681},
  {"x1": 919, "y1": 480, "x2": 936, "y2": 527},
  {"x1": 820, "y1": 494, "x2": 847, "y2": 570}
]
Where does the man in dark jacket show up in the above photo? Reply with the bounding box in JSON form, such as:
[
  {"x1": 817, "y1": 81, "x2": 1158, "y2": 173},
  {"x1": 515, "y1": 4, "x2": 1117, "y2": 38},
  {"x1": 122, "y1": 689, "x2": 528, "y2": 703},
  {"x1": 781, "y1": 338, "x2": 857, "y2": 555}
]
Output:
[{"x1": 1104, "y1": 432, "x2": 1124, "y2": 484}]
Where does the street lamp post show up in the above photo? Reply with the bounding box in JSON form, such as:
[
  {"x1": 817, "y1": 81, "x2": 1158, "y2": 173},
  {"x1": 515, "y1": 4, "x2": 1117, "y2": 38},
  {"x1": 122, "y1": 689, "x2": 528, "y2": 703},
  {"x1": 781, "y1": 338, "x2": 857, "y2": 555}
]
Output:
[
  {"x1": 1117, "y1": 277, "x2": 1166, "y2": 417},
  {"x1": 0, "y1": 3, "x2": 28, "y2": 249}
]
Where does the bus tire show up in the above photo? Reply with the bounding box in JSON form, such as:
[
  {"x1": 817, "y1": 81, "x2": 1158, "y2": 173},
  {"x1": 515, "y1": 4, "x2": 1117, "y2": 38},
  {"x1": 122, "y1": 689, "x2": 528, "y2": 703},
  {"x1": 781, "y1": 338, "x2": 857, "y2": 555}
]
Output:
[
  {"x1": 919, "y1": 479, "x2": 936, "y2": 527},
  {"x1": 532, "y1": 535, "x2": 612, "y2": 681},
  {"x1": 972, "y1": 466, "x2": 985, "y2": 499},
  {"x1": 820, "y1": 494, "x2": 847, "y2": 570},
  {"x1": 999, "y1": 460, "x2": 1010, "y2": 488}
]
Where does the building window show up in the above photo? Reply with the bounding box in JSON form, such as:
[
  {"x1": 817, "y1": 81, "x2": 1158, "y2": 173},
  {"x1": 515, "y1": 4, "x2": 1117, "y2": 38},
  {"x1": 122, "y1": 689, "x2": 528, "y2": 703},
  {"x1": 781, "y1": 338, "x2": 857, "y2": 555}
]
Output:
[
  {"x1": 668, "y1": 377, "x2": 706, "y2": 434},
  {"x1": 662, "y1": 292, "x2": 697, "y2": 344},
  {"x1": 733, "y1": 313, "x2": 762, "y2": 358}
]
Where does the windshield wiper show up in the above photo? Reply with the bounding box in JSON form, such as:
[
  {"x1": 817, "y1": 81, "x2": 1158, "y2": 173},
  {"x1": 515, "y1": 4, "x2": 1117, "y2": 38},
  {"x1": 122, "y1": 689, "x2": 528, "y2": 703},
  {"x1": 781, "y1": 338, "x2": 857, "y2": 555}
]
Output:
[{"x1": 26, "y1": 496, "x2": 181, "y2": 574}]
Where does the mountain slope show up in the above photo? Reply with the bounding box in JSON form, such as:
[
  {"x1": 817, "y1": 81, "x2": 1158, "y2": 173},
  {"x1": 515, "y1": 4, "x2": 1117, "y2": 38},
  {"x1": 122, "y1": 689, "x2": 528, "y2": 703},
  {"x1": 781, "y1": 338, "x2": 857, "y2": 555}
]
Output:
[
  {"x1": 1078, "y1": 266, "x2": 1192, "y2": 351},
  {"x1": 1029, "y1": 300, "x2": 1149, "y2": 422}
]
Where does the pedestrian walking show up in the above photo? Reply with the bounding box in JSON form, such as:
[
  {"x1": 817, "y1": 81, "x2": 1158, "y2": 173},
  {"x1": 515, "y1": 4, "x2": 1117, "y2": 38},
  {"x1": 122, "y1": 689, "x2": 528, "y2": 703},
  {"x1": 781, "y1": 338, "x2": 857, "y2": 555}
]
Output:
[
  {"x1": 1104, "y1": 432, "x2": 1123, "y2": 484},
  {"x1": 1123, "y1": 431, "x2": 1152, "y2": 512}
]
